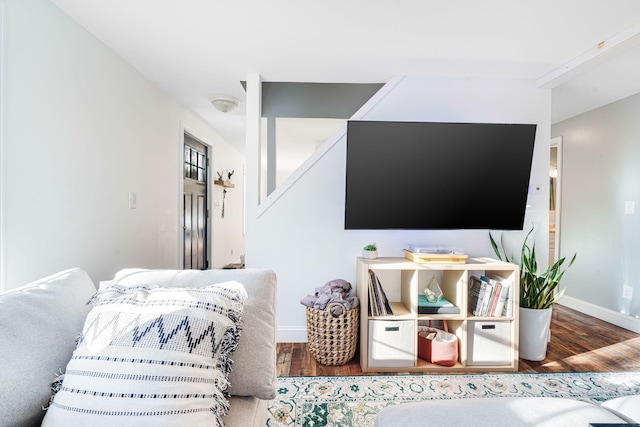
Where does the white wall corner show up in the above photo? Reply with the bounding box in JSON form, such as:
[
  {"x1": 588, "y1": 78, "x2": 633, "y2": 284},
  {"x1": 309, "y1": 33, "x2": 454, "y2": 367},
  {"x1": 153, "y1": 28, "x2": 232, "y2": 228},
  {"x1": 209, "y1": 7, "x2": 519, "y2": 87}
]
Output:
[
  {"x1": 558, "y1": 295, "x2": 640, "y2": 334},
  {"x1": 277, "y1": 326, "x2": 308, "y2": 343},
  {"x1": 244, "y1": 73, "x2": 262, "y2": 263}
]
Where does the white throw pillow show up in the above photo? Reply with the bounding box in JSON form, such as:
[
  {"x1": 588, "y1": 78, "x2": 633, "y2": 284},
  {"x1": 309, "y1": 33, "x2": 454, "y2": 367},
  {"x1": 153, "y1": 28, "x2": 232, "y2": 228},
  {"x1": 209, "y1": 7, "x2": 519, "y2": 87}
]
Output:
[{"x1": 42, "y1": 281, "x2": 247, "y2": 427}]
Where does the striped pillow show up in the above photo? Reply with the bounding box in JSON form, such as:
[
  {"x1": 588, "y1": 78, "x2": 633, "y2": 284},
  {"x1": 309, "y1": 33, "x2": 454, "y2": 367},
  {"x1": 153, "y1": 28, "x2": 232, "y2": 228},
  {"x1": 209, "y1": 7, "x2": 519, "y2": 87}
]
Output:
[{"x1": 42, "y1": 281, "x2": 247, "y2": 427}]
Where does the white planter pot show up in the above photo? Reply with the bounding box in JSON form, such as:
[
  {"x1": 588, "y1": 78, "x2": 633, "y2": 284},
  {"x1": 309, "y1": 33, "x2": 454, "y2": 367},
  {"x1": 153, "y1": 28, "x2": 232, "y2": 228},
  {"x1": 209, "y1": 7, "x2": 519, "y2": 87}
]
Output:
[
  {"x1": 362, "y1": 250, "x2": 378, "y2": 259},
  {"x1": 519, "y1": 307, "x2": 552, "y2": 361}
]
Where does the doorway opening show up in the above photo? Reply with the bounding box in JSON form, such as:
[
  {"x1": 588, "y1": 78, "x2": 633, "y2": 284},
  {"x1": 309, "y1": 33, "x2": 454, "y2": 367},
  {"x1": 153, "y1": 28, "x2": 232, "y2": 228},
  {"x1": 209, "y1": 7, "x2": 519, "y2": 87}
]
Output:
[{"x1": 183, "y1": 133, "x2": 209, "y2": 270}]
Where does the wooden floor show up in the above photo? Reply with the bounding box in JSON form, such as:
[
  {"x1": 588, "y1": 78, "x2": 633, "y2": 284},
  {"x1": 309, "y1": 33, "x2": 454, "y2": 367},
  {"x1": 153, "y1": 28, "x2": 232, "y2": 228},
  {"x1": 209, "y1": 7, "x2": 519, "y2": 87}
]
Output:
[{"x1": 276, "y1": 304, "x2": 640, "y2": 377}]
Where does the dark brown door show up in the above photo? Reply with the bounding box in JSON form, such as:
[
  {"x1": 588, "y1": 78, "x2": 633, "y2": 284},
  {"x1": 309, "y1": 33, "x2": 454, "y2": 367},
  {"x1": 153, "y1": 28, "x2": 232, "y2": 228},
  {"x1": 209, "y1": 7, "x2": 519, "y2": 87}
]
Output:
[{"x1": 183, "y1": 135, "x2": 208, "y2": 270}]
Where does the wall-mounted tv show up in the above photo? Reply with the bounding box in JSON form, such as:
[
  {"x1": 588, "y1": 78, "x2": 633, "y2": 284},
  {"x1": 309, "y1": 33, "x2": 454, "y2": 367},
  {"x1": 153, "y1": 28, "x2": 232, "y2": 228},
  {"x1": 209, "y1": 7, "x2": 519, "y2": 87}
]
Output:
[{"x1": 345, "y1": 120, "x2": 537, "y2": 230}]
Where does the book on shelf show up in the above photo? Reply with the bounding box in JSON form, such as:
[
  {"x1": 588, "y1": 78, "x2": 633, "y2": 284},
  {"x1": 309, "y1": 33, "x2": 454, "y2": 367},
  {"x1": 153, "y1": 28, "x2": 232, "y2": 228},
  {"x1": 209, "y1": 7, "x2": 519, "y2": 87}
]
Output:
[
  {"x1": 477, "y1": 279, "x2": 494, "y2": 316},
  {"x1": 368, "y1": 275, "x2": 379, "y2": 316},
  {"x1": 487, "y1": 281, "x2": 503, "y2": 316},
  {"x1": 469, "y1": 274, "x2": 513, "y2": 317},
  {"x1": 485, "y1": 273, "x2": 514, "y2": 317},
  {"x1": 417, "y1": 294, "x2": 460, "y2": 314},
  {"x1": 368, "y1": 270, "x2": 384, "y2": 316},
  {"x1": 503, "y1": 284, "x2": 513, "y2": 317},
  {"x1": 368, "y1": 269, "x2": 394, "y2": 316},
  {"x1": 469, "y1": 275, "x2": 483, "y2": 315},
  {"x1": 493, "y1": 281, "x2": 510, "y2": 317}
]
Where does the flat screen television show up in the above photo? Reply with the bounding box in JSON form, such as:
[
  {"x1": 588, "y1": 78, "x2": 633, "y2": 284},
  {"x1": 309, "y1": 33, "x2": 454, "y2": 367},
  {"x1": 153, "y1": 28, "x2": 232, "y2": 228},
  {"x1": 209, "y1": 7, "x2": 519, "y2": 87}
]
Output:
[{"x1": 344, "y1": 120, "x2": 537, "y2": 230}]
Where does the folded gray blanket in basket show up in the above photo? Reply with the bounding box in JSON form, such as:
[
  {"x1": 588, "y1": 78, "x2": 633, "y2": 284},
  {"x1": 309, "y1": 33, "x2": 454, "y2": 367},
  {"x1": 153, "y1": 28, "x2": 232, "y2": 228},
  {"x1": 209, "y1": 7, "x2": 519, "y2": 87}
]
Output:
[{"x1": 300, "y1": 279, "x2": 359, "y2": 316}]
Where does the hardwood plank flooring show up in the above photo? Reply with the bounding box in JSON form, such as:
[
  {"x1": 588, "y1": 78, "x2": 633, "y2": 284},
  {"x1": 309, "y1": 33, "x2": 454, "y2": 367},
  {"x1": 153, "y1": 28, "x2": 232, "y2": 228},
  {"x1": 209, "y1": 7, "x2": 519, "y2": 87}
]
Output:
[{"x1": 277, "y1": 304, "x2": 640, "y2": 376}]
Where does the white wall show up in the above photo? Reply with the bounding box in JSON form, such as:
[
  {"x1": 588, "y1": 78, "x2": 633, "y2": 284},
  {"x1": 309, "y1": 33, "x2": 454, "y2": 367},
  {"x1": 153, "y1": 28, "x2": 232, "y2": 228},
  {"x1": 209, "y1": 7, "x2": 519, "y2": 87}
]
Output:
[
  {"x1": 552, "y1": 93, "x2": 640, "y2": 332},
  {"x1": 0, "y1": 0, "x2": 244, "y2": 289},
  {"x1": 246, "y1": 76, "x2": 551, "y2": 341}
]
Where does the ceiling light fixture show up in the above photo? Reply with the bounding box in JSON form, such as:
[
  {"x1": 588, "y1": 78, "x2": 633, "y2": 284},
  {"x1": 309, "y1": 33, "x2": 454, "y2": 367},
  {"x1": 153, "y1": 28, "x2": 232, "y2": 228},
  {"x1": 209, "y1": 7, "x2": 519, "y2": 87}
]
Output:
[{"x1": 209, "y1": 94, "x2": 240, "y2": 113}]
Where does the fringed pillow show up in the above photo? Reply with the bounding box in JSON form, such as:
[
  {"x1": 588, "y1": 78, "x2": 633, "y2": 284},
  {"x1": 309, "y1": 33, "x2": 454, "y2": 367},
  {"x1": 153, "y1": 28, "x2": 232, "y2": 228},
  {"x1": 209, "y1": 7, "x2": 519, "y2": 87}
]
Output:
[{"x1": 42, "y1": 281, "x2": 246, "y2": 427}]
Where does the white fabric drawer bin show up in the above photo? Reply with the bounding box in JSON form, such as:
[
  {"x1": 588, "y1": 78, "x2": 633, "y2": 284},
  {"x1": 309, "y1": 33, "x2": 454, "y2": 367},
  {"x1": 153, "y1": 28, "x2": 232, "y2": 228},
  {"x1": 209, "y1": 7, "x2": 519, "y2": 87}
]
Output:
[
  {"x1": 467, "y1": 321, "x2": 512, "y2": 365},
  {"x1": 368, "y1": 320, "x2": 415, "y2": 368}
]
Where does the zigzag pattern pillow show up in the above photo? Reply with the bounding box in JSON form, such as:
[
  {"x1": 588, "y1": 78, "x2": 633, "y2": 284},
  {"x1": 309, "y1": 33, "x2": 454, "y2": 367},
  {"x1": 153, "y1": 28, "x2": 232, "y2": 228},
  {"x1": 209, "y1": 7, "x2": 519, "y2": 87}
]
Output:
[{"x1": 42, "y1": 281, "x2": 247, "y2": 427}]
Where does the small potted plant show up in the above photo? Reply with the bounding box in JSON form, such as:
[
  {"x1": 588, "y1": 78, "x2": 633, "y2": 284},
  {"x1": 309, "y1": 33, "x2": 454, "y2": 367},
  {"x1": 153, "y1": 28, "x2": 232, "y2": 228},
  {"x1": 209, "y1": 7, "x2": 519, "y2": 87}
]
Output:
[
  {"x1": 490, "y1": 227, "x2": 576, "y2": 361},
  {"x1": 362, "y1": 243, "x2": 378, "y2": 259}
]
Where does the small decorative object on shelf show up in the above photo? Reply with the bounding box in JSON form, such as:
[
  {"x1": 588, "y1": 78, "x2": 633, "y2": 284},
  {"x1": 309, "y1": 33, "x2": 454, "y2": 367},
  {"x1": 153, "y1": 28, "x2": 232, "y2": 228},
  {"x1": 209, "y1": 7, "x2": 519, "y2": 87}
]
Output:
[
  {"x1": 403, "y1": 245, "x2": 467, "y2": 264},
  {"x1": 214, "y1": 170, "x2": 235, "y2": 188},
  {"x1": 423, "y1": 276, "x2": 443, "y2": 302},
  {"x1": 362, "y1": 243, "x2": 378, "y2": 259}
]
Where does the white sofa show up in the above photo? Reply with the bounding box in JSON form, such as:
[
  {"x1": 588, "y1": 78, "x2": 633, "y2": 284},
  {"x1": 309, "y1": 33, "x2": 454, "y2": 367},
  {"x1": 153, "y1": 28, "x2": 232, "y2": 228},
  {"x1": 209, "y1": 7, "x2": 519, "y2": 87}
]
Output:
[
  {"x1": 0, "y1": 267, "x2": 277, "y2": 427},
  {"x1": 375, "y1": 395, "x2": 640, "y2": 426}
]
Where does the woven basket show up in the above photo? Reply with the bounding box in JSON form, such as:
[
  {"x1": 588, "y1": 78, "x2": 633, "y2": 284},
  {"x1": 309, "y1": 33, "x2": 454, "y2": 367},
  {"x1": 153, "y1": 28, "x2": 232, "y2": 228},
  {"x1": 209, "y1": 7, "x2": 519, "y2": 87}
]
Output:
[{"x1": 305, "y1": 302, "x2": 359, "y2": 366}]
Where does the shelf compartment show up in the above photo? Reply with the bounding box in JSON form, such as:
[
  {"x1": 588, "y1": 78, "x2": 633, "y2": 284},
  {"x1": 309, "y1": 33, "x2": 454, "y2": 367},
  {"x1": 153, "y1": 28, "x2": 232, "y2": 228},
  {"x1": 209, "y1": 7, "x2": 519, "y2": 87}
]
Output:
[
  {"x1": 467, "y1": 319, "x2": 514, "y2": 366},
  {"x1": 467, "y1": 268, "x2": 518, "y2": 318},
  {"x1": 368, "y1": 319, "x2": 415, "y2": 368},
  {"x1": 416, "y1": 318, "x2": 463, "y2": 369},
  {"x1": 415, "y1": 269, "x2": 464, "y2": 315},
  {"x1": 369, "y1": 302, "x2": 412, "y2": 319},
  {"x1": 368, "y1": 268, "x2": 416, "y2": 316}
]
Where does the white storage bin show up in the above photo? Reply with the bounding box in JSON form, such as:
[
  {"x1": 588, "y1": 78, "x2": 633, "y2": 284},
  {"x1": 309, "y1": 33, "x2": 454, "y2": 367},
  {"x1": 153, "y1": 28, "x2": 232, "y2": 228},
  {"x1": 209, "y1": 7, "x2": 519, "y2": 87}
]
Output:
[
  {"x1": 368, "y1": 320, "x2": 415, "y2": 368},
  {"x1": 467, "y1": 321, "x2": 512, "y2": 365}
]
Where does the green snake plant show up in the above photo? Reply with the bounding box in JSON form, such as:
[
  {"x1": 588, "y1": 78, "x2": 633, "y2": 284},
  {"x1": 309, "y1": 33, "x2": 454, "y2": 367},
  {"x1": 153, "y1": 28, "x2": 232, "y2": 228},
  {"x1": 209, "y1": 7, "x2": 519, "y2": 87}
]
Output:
[{"x1": 490, "y1": 228, "x2": 576, "y2": 310}]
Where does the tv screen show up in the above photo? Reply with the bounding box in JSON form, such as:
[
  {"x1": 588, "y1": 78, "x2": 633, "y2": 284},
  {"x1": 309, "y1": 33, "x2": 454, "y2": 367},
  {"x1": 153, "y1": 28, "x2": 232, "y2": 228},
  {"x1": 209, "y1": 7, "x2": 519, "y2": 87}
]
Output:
[{"x1": 345, "y1": 120, "x2": 537, "y2": 230}]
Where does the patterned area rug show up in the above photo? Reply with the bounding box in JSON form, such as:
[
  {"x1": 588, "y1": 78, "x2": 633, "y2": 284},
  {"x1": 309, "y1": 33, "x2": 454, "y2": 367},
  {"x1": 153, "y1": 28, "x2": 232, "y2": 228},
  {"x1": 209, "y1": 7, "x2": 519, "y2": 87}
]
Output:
[{"x1": 266, "y1": 372, "x2": 640, "y2": 426}]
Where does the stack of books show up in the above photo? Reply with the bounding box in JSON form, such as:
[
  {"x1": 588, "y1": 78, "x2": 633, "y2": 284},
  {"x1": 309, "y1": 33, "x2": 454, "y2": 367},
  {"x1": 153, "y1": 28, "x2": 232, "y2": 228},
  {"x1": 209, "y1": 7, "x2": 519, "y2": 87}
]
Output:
[
  {"x1": 468, "y1": 274, "x2": 513, "y2": 317},
  {"x1": 418, "y1": 294, "x2": 460, "y2": 314}
]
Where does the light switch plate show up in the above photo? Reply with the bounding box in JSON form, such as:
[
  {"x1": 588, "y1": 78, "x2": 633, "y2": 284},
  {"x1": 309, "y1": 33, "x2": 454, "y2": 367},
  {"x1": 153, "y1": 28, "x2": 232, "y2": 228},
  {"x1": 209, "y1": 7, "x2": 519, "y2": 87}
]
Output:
[
  {"x1": 625, "y1": 200, "x2": 635, "y2": 215},
  {"x1": 128, "y1": 192, "x2": 137, "y2": 209}
]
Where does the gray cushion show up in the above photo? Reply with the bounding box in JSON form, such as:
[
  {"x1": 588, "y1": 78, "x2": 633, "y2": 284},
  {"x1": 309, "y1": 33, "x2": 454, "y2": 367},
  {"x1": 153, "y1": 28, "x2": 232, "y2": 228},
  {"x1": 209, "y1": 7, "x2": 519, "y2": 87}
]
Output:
[
  {"x1": 0, "y1": 268, "x2": 96, "y2": 427},
  {"x1": 111, "y1": 268, "x2": 277, "y2": 400},
  {"x1": 224, "y1": 396, "x2": 268, "y2": 427},
  {"x1": 375, "y1": 397, "x2": 627, "y2": 427},
  {"x1": 601, "y1": 395, "x2": 640, "y2": 422}
]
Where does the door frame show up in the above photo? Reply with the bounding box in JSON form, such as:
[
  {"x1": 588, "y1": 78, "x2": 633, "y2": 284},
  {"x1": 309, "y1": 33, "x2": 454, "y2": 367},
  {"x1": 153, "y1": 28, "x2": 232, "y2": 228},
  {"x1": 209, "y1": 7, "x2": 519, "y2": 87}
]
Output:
[
  {"x1": 0, "y1": 4, "x2": 6, "y2": 291},
  {"x1": 179, "y1": 125, "x2": 213, "y2": 269},
  {"x1": 551, "y1": 136, "x2": 563, "y2": 263}
]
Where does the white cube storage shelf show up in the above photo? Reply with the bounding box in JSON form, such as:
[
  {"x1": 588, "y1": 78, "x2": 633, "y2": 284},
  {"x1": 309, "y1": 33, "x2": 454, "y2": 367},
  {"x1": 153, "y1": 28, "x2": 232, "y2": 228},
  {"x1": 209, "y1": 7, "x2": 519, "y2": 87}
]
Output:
[{"x1": 356, "y1": 257, "x2": 519, "y2": 373}]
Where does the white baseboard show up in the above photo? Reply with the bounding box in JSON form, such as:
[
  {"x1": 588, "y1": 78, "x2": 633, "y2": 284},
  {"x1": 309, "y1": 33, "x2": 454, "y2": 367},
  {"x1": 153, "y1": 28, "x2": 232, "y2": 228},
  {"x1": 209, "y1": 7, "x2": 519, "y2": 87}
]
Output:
[
  {"x1": 559, "y1": 296, "x2": 640, "y2": 334},
  {"x1": 277, "y1": 326, "x2": 308, "y2": 343}
]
